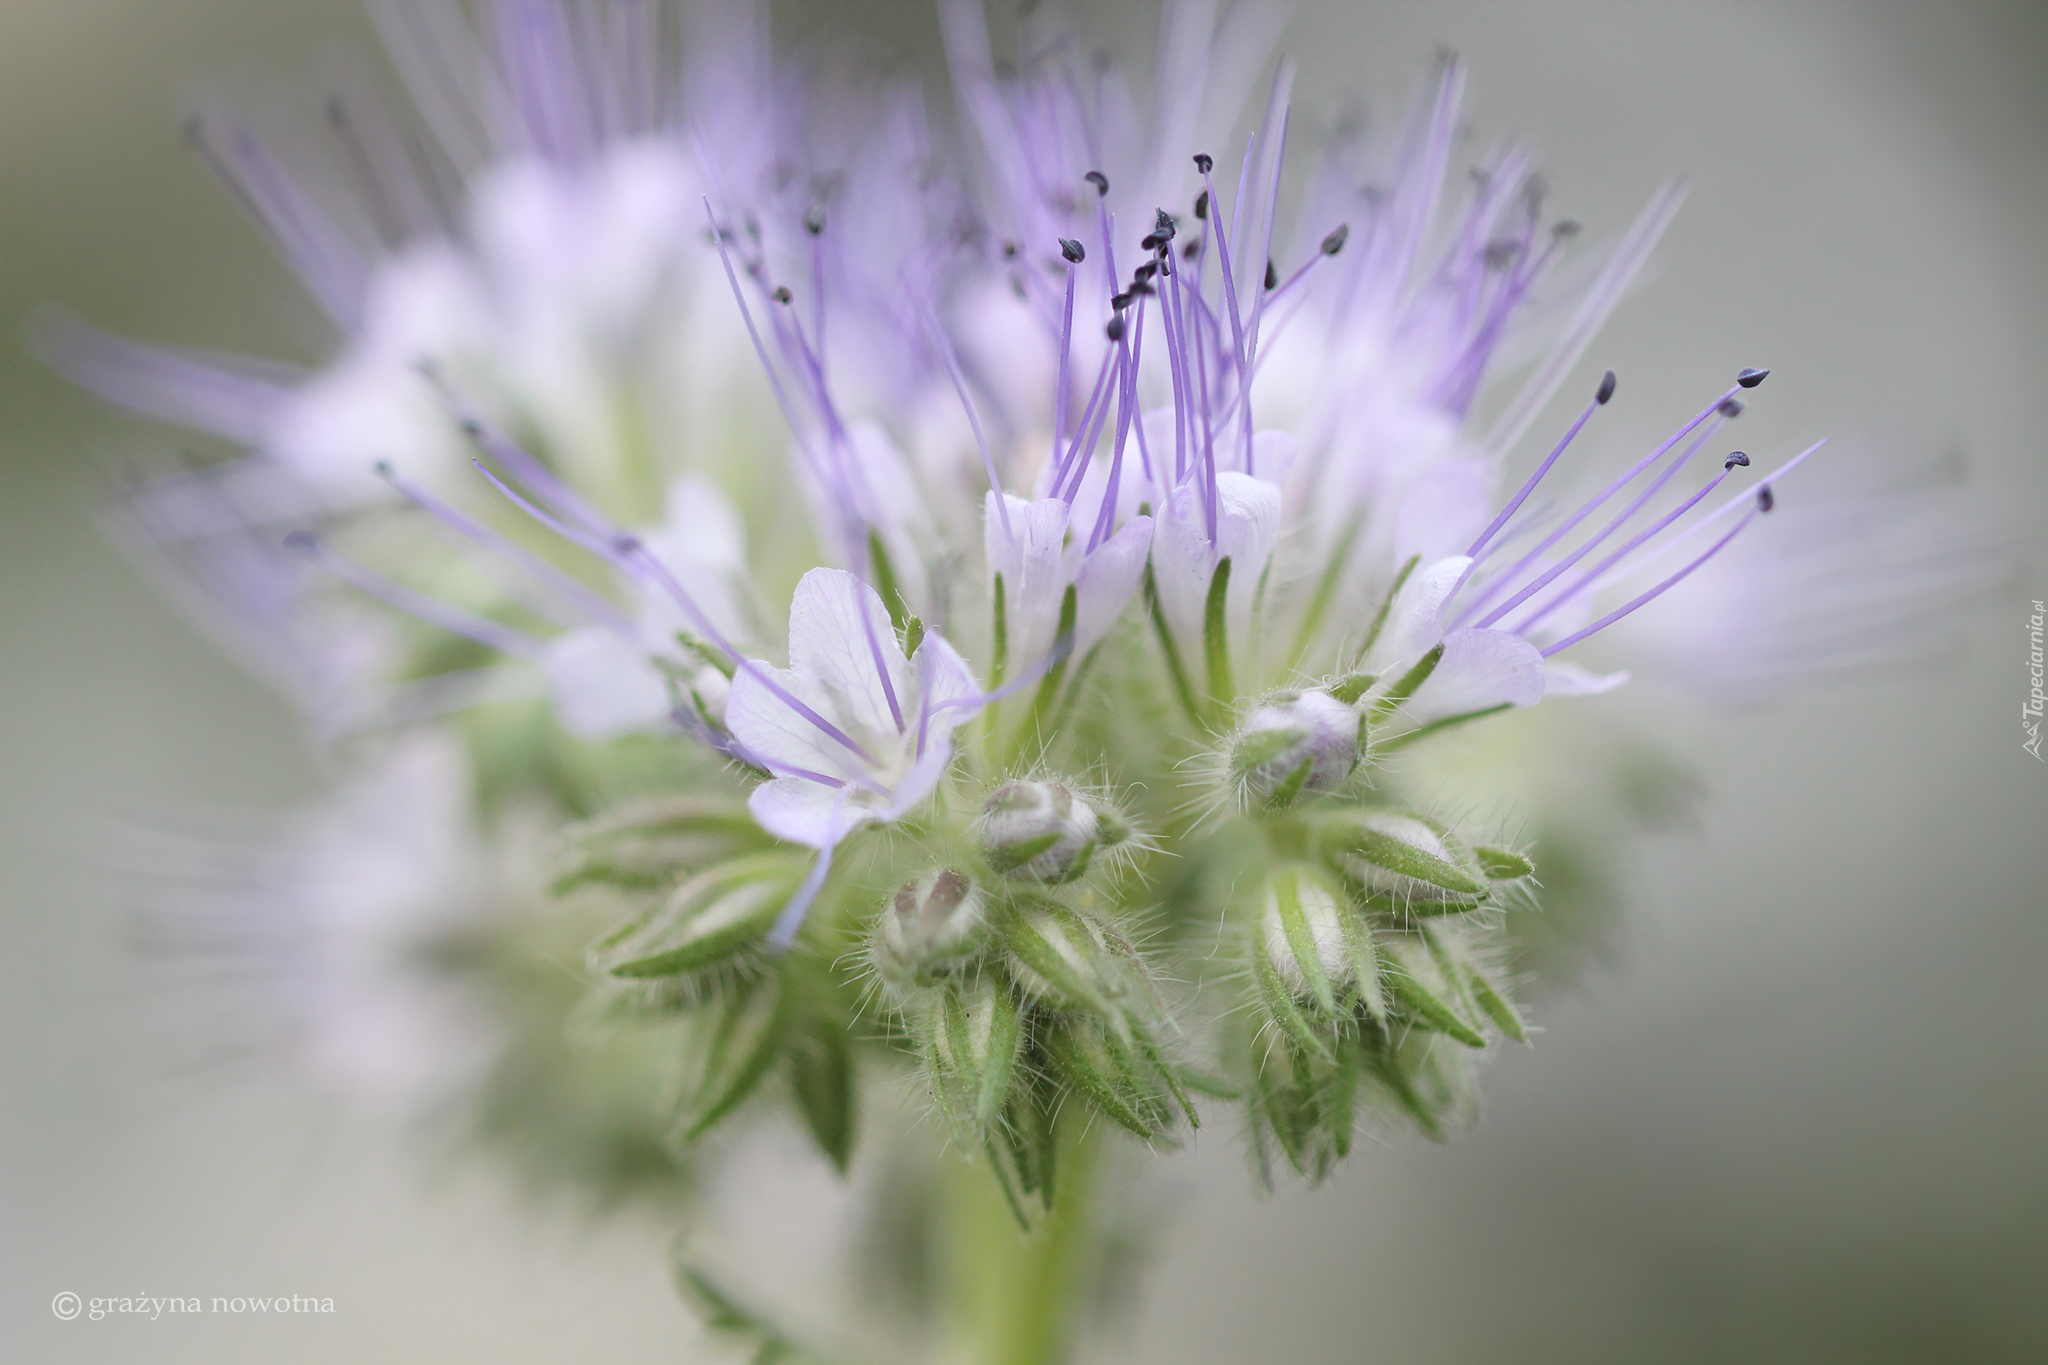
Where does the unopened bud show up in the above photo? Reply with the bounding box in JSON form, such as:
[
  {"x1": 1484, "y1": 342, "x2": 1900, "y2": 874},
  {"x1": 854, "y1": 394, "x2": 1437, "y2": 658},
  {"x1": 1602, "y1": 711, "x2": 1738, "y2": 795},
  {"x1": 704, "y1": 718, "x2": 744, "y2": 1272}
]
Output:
[
  {"x1": 873, "y1": 869, "x2": 990, "y2": 984},
  {"x1": 979, "y1": 780, "x2": 1121, "y2": 883},
  {"x1": 591, "y1": 853, "x2": 801, "y2": 978},
  {"x1": 1004, "y1": 898, "x2": 1136, "y2": 1018},
  {"x1": 1320, "y1": 812, "x2": 1487, "y2": 909},
  {"x1": 925, "y1": 976, "x2": 1023, "y2": 1132},
  {"x1": 1229, "y1": 690, "x2": 1365, "y2": 808},
  {"x1": 1257, "y1": 865, "x2": 1376, "y2": 1017}
]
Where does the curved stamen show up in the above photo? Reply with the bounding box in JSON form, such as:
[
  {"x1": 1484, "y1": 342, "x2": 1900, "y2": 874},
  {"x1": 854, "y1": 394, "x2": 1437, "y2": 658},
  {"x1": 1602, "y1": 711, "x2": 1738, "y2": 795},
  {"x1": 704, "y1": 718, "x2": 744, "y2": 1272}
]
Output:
[
  {"x1": 1539, "y1": 500, "x2": 1766, "y2": 658},
  {"x1": 287, "y1": 532, "x2": 542, "y2": 659}
]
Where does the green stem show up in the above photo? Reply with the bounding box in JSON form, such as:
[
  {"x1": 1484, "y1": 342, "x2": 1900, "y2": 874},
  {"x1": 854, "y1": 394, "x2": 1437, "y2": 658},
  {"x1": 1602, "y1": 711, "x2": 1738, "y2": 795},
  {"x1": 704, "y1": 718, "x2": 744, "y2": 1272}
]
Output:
[{"x1": 945, "y1": 1119, "x2": 1102, "y2": 1365}]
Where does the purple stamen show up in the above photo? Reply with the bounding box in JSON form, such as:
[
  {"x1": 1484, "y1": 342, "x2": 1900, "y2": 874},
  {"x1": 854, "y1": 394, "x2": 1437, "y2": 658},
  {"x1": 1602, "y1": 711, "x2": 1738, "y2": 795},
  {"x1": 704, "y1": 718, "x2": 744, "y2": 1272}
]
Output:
[
  {"x1": 1454, "y1": 379, "x2": 1740, "y2": 622},
  {"x1": 917, "y1": 293, "x2": 1012, "y2": 545},
  {"x1": 856, "y1": 588, "x2": 907, "y2": 733},
  {"x1": 1470, "y1": 414, "x2": 1726, "y2": 629},
  {"x1": 288, "y1": 532, "x2": 542, "y2": 659},
  {"x1": 768, "y1": 832, "x2": 839, "y2": 950},
  {"x1": 1589, "y1": 439, "x2": 1825, "y2": 593},
  {"x1": 1510, "y1": 439, "x2": 1742, "y2": 635},
  {"x1": 1539, "y1": 503, "x2": 1763, "y2": 658},
  {"x1": 377, "y1": 463, "x2": 631, "y2": 633}
]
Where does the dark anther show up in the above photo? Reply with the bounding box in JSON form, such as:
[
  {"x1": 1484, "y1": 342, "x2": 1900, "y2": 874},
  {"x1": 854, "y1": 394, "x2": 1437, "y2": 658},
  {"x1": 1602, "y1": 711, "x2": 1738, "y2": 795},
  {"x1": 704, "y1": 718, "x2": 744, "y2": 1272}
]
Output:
[
  {"x1": 459, "y1": 418, "x2": 485, "y2": 438},
  {"x1": 1596, "y1": 370, "x2": 1617, "y2": 405},
  {"x1": 1484, "y1": 238, "x2": 1520, "y2": 269},
  {"x1": 613, "y1": 534, "x2": 643, "y2": 554},
  {"x1": 772, "y1": 285, "x2": 793, "y2": 304},
  {"x1": 1718, "y1": 398, "x2": 1746, "y2": 418},
  {"x1": 1263, "y1": 260, "x2": 1278, "y2": 291},
  {"x1": 1105, "y1": 316, "x2": 1126, "y2": 341},
  {"x1": 1193, "y1": 153, "x2": 1214, "y2": 174},
  {"x1": 1130, "y1": 280, "x2": 1155, "y2": 297},
  {"x1": 1737, "y1": 367, "x2": 1770, "y2": 388},
  {"x1": 283, "y1": 529, "x2": 317, "y2": 552},
  {"x1": 1551, "y1": 219, "x2": 1582, "y2": 240},
  {"x1": 1320, "y1": 224, "x2": 1350, "y2": 256},
  {"x1": 1111, "y1": 292, "x2": 1132, "y2": 311},
  {"x1": 1002, "y1": 240, "x2": 1020, "y2": 260},
  {"x1": 1154, "y1": 208, "x2": 1177, "y2": 238},
  {"x1": 1085, "y1": 170, "x2": 1110, "y2": 196},
  {"x1": 1059, "y1": 237, "x2": 1086, "y2": 264},
  {"x1": 1183, "y1": 238, "x2": 1202, "y2": 259},
  {"x1": 1756, "y1": 486, "x2": 1776, "y2": 513},
  {"x1": 1724, "y1": 451, "x2": 1751, "y2": 469},
  {"x1": 1140, "y1": 232, "x2": 1168, "y2": 251},
  {"x1": 803, "y1": 204, "x2": 826, "y2": 236},
  {"x1": 1194, "y1": 189, "x2": 1209, "y2": 220},
  {"x1": 1133, "y1": 261, "x2": 1158, "y2": 283},
  {"x1": 373, "y1": 459, "x2": 395, "y2": 477}
]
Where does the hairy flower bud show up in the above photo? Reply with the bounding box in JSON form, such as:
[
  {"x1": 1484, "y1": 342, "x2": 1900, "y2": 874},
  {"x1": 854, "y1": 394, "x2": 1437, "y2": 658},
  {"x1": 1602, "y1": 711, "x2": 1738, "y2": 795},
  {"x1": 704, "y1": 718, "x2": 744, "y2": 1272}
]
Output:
[
  {"x1": 1229, "y1": 689, "x2": 1365, "y2": 807},
  {"x1": 589, "y1": 853, "x2": 804, "y2": 979},
  {"x1": 1258, "y1": 865, "x2": 1367, "y2": 1006},
  {"x1": 1319, "y1": 812, "x2": 1488, "y2": 911},
  {"x1": 1003, "y1": 897, "x2": 1141, "y2": 1021},
  {"x1": 872, "y1": 869, "x2": 990, "y2": 985},
  {"x1": 978, "y1": 780, "x2": 1125, "y2": 883},
  {"x1": 924, "y1": 976, "x2": 1024, "y2": 1134}
]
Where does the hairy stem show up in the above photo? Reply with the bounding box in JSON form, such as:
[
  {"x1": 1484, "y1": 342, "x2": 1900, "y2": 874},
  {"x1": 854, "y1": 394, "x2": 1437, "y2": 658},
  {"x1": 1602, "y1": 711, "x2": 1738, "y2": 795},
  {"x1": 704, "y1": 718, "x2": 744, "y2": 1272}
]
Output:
[{"x1": 944, "y1": 1118, "x2": 1102, "y2": 1365}]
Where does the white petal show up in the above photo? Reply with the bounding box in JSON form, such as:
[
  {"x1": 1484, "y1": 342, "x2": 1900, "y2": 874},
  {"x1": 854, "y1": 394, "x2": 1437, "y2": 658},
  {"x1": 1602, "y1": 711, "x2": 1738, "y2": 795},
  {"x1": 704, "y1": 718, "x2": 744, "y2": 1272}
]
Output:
[
  {"x1": 747, "y1": 778, "x2": 874, "y2": 849},
  {"x1": 1365, "y1": 555, "x2": 1470, "y2": 675},
  {"x1": 785, "y1": 567, "x2": 912, "y2": 741},
  {"x1": 541, "y1": 627, "x2": 672, "y2": 739},
  {"x1": 1153, "y1": 472, "x2": 1282, "y2": 648},
  {"x1": 725, "y1": 660, "x2": 864, "y2": 781},
  {"x1": 1071, "y1": 516, "x2": 1154, "y2": 655},
  {"x1": 1542, "y1": 660, "x2": 1631, "y2": 698},
  {"x1": 986, "y1": 493, "x2": 1073, "y2": 668},
  {"x1": 1404, "y1": 627, "x2": 1545, "y2": 723},
  {"x1": 912, "y1": 632, "x2": 983, "y2": 740}
]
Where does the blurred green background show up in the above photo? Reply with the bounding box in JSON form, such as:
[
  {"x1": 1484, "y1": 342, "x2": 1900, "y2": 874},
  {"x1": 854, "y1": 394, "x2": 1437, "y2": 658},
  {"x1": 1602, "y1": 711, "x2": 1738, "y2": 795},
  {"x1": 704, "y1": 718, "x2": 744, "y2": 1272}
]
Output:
[{"x1": 3, "y1": 1, "x2": 2044, "y2": 1361}]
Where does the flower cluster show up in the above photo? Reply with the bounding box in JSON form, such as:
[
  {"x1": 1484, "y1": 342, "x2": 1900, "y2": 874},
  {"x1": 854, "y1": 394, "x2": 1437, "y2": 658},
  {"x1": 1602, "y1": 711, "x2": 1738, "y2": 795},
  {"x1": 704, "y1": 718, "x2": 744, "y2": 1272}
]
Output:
[{"x1": 51, "y1": 0, "x2": 1998, "y2": 1226}]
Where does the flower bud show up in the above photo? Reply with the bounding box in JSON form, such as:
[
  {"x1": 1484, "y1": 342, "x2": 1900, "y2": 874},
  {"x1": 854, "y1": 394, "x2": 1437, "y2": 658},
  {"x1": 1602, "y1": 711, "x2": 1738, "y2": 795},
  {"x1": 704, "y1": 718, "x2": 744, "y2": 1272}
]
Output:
[
  {"x1": 872, "y1": 869, "x2": 990, "y2": 985},
  {"x1": 924, "y1": 976, "x2": 1023, "y2": 1133},
  {"x1": 1319, "y1": 812, "x2": 1487, "y2": 910},
  {"x1": 1003, "y1": 897, "x2": 1138, "y2": 1020},
  {"x1": 1250, "y1": 866, "x2": 1387, "y2": 1061},
  {"x1": 978, "y1": 780, "x2": 1120, "y2": 883},
  {"x1": 590, "y1": 852, "x2": 803, "y2": 979},
  {"x1": 1229, "y1": 690, "x2": 1365, "y2": 807}
]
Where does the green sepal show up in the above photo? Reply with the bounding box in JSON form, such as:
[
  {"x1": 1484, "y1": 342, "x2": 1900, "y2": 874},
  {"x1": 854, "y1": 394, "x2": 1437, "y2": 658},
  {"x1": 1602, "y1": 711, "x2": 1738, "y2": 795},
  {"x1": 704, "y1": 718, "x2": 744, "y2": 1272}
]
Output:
[
  {"x1": 1381, "y1": 937, "x2": 1486, "y2": 1048},
  {"x1": 679, "y1": 976, "x2": 794, "y2": 1141},
  {"x1": 1356, "y1": 1024, "x2": 1447, "y2": 1141},
  {"x1": 1465, "y1": 966, "x2": 1528, "y2": 1043},
  {"x1": 788, "y1": 1016, "x2": 856, "y2": 1173},
  {"x1": 1328, "y1": 819, "x2": 1488, "y2": 898},
  {"x1": 983, "y1": 831, "x2": 1061, "y2": 875},
  {"x1": 867, "y1": 528, "x2": 910, "y2": 632},
  {"x1": 1003, "y1": 900, "x2": 1126, "y2": 1022},
  {"x1": 1369, "y1": 641, "x2": 1443, "y2": 719},
  {"x1": 596, "y1": 853, "x2": 802, "y2": 979},
  {"x1": 1272, "y1": 865, "x2": 1339, "y2": 1015},
  {"x1": 1251, "y1": 934, "x2": 1336, "y2": 1064},
  {"x1": 1045, "y1": 1019, "x2": 1169, "y2": 1139},
  {"x1": 1327, "y1": 672, "x2": 1377, "y2": 706},
  {"x1": 1203, "y1": 555, "x2": 1236, "y2": 710},
  {"x1": 1338, "y1": 903, "x2": 1388, "y2": 1025},
  {"x1": 1231, "y1": 727, "x2": 1309, "y2": 781},
  {"x1": 1473, "y1": 845, "x2": 1535, "y2": 880}
]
